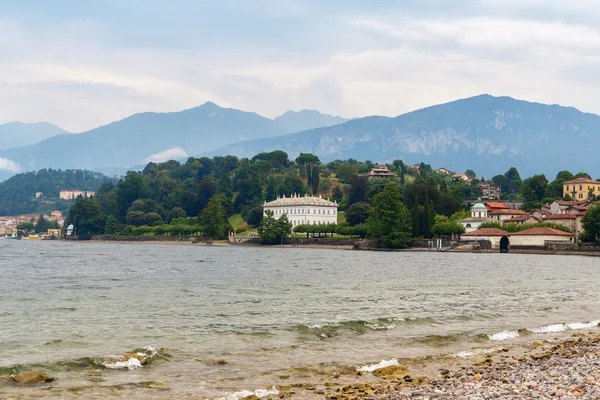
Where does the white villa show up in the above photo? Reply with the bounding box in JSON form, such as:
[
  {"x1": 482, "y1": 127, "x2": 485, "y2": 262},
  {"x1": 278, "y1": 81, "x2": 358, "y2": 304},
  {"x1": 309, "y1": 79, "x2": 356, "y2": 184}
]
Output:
[
  {"x1": 263, "y1": 194, "x2": 338, "y2": 227},
  {"x1": 458, "y1": 202, "x2": 495, "y2": 233}
]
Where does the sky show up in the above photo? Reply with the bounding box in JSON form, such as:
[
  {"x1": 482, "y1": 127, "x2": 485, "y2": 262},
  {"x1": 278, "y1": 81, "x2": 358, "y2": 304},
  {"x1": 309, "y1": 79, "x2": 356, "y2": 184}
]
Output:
[{"x1": 1, "y1": 0, "x2": 599, "y2": 132}]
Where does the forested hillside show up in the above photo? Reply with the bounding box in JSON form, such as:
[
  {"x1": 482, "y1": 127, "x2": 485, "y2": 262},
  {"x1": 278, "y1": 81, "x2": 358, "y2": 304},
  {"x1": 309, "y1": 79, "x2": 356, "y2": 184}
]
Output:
[{"x1": 0, "y1": 169, "x2": 116, "y2": 216}]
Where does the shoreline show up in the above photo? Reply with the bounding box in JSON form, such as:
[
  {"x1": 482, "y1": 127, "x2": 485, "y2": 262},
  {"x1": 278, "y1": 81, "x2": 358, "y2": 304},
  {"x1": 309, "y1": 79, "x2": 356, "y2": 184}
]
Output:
[
  {"x1": 60, "y1": 237, "x2": 600, "y2": 256},
  {"x1": 3, "y1": 332, "x2": 600, "y2": 399}
]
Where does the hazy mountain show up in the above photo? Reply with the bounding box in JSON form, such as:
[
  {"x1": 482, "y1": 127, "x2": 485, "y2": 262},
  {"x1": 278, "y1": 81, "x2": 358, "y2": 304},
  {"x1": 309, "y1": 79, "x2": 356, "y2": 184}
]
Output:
[
  {"x1": 0, "y1": 102, "x2": 286, "y2": 177},
  {"x1": 0, "y1": 122, "x2": 69, "y2": 150},
  {"x1": 274, "y1": 110, "x2": 349, "y2": 134},
  {"x1": 209, "y1": 95, "x2": 600, "y2": 177}
]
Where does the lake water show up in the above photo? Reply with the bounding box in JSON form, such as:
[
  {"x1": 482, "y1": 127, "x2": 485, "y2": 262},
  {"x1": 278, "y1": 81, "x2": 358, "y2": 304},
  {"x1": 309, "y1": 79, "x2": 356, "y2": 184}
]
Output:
[{"x1": 1, "y1": 241, "x2": 600, "y2": 398}]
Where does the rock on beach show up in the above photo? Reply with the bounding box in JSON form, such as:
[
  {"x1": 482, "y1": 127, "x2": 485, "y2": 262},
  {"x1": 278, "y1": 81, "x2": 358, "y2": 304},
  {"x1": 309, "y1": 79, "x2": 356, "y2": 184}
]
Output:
[{"x1": 11, "y1": 371, "x2": 55, "y2": 384}]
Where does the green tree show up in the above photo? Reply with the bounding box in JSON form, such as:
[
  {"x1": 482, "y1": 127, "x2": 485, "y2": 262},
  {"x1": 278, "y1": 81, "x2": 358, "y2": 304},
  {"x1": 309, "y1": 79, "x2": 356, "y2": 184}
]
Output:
[
  {"x1": 465, "y1": 169, "x2": 476, "y2": 179},
  {"x1": 335, "y1": 162, "x2": 357, "y2": 184},
  {"x1": 199, "y1": 194, "x2": 229, "y2": 239},
  {"x1": 126, "y1": 211, "x2": 147, "y2": 227},
  {"x1": 366, "y1": 182, "x2": 412, "y2": 248},
  {"x1": 522, "y1": 174, "x2": 548, "y2": 203},
  {"x1": 504, "y1": 167, "x2": 523, "y2": 193},
  {"x1": 246, "y1": 205, "x2": 264, "y2": 227},
  {"x1": 34, "y1": 214, "x2": 48, "y2": 234},
  {"x1": 146, "y1": 212, "x2": 163, "y2": 225},
  {"x1": 257, "y1": 210, "x2": 292, "y2": 245},
  {"x1": 69, "y1": 197, "x2": 106, "y2": 238},
  {"x1": 167, "y1": 207, "x2": 187, "y2": 223},
  {"x1": 17, "y1": 222, "x2": 34, "y2": 236},
  {"x1": 104, "y1": 215, "x2": 120, "y2": 235},
  {"x1": 345, "y1": 202, "x2": 371, "y2": 226},
  {"x1": 582, "y1": 204, "x2": 600, "y2": 242}
]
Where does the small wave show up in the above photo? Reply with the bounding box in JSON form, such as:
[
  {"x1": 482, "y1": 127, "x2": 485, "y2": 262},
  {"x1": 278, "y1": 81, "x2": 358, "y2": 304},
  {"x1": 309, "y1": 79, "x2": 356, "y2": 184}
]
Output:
[
  {"x1": 488, "y1": 330, "x2": 519, "y2": 342},
  {"x1": 220, "y1": 386, "x2": 280, "y2": 400},
  {"x1": 451, "y1": 348, "x2": 502, "y2": 358},
  {"x1": 98, "y1": 346, "x2": 158, "y2": 370},
  {"x1": 357, "y1": 359, "x2": 399, "y2": 373},
  {"x1": 103, "y1": 358, "x2": 143, "y2": 370},
  {"x1": 566, "y1": 320, "x2": 600, "y2": 330},
  {"x1": 530, "y1": 324, "x2": 567, "y2": 333},
  {"x1": 295, "y1": 317, "x2": 435, "y2": 338}
]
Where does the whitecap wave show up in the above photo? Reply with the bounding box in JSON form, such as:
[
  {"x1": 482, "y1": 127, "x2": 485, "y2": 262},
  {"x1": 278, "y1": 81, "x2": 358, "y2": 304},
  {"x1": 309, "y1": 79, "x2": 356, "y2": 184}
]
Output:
[
  {"x1": 566, "y1": 320, "x2": 600, "y2": 330},
  {"x1": 530, "y1": 324, "x2": 568, "y2": 333},
  {"x1": 488, "y1": 330, "x2": 519, "y2": 342},
  {"x1": 357, "y1": 359, "x2": 399, "y2": 372},
  {"x1": 103, "y1": 357, "x2": 143, "y2": 370},
  {"x1": 220, "y1": 387, "x2": 280, "y2": 400}
]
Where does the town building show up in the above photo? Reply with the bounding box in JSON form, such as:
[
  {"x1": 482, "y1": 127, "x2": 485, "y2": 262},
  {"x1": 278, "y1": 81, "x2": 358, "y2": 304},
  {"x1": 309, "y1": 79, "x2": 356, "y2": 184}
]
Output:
[
  {"x1": 452, "y1": 174, "x2": 472, "y2": 183},
  {"x1": 477, "y1": 183, "x2": 501, "y2": 200},
  {"x1": 51, "y1": 210, "x2": 63, "y2": 219},
  {"x1": 488, "y1": 209, "x2": 528, "y2": 221},
  {"x1": 436, "y1": 168, "x2": 452, "y2": 175},
  {"x1": 510, "y1": 227, "x2": 574, "y2": 247},
  {"x1": 59, "y1": 190, "x2": 96, "y2": 200},
  {"x1": 46, "y1": 229, "x2": 62, "y2": 237},
  {"x1": 458, "y1": 202, "x2": 495, "y2": 233},
  {"x1": 35, "y1": 192, "x2": 43, "y2": 198},
  {"x1": 503, "y1": 214, "x2": 540, "y2": 225},
  {"x1": 461, "y1": 227, "x2": 574, "y2": 250},
  {"x1": 367, "y1": 165, "x2": 396, "y2": 179},
  {"x1": 461, "y1": 228, "x2": 510, "y2": 249},
  {"x1": 263, "y1": 194, "x2": 338, "y2": 227},
  {"x1": 563, "y1": 177, "x2": 600, "y2": 201}
]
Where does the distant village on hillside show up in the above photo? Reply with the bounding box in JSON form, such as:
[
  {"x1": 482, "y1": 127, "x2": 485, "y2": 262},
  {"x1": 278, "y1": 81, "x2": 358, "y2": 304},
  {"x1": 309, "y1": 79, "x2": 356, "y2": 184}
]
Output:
[{"x1": 0, "y1": 190, "x2": 94, "y2": 238}]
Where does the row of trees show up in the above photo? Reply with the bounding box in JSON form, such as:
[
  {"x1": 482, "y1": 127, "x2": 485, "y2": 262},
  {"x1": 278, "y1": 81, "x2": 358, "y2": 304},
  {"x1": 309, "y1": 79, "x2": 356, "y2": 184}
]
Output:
[{"x1": 58, "y1": 150, "x2": 599, "y2": 243}]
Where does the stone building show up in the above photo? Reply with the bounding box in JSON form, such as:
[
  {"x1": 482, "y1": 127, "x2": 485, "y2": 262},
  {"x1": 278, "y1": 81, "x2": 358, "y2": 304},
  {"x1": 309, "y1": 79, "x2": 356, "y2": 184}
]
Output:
[{"x1": 263, "y1": 194, "x2": 338, "y2": 227}]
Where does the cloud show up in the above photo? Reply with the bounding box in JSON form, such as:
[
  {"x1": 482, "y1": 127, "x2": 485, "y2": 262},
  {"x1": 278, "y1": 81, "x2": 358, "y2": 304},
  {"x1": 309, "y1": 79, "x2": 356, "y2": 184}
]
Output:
[
  {"x1": 1, "y1": 1, "x2": 600, "y2": 131},
  {"x1": 144, "y1": 147, "x2": 188, "y2": 163},
  {"x1": 0, "y1": 157, "x2": 21, "y2": 172}
]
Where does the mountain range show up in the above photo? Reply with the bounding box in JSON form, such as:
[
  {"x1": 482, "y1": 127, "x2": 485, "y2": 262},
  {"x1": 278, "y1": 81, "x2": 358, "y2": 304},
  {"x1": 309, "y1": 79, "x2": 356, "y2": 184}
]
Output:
[
  {"x1": 0, "y1": 105, "x2": 349, "y2": 180},
  {"x1": 0, "y1": 95, "x2": 599, "y2": 181},
  {"x1": 0, "y1": 122, "x2": 69, "y2": 151},
  {"x1": 209, "y1": 95, "x2": 600, "y2": 178}
]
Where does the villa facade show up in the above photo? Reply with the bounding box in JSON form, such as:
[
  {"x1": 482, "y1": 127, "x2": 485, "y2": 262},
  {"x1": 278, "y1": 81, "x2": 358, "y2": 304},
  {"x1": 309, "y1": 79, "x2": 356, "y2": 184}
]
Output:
[{"x1": 263, "y1": 194, "x2": 338, "y2": 227}]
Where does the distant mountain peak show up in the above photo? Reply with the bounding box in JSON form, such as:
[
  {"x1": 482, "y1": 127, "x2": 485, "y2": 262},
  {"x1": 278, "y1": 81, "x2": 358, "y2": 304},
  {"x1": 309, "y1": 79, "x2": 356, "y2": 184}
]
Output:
[{"x1": 274, "y1": 109, "x2": 350, "y2": 133}]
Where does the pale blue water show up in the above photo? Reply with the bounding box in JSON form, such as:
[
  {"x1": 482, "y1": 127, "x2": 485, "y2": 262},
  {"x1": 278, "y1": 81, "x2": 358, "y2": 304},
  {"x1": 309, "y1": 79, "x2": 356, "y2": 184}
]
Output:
[{"x1": 1, "y1": 240, "x2": 599, "y2": 398}]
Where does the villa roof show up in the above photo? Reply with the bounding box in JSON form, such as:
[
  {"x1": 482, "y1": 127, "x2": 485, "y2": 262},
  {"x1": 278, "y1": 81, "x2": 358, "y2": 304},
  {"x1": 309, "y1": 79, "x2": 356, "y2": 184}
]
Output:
[
  {"x1": 489, "y1": 209, "x2": 527, "y2": 215},
  {"x1": 484, "y1": 202, "x2": 510, "y2": 209},
  {"x1": 563, "y1": 177, "x2": 599, "y2": 185},
  {"x1": 264, "y1": 195, "x2": 337, "y2": 207},
  {"x1": 512, "y1": 227, "x2": 573, "y2": 236},
  {"x1": 462, "y1": 228, "x2": 510, "y2": 237},
  {"x1": 504, "y1": 215, "x2": 537, "y2": 222},
  {"x1": 543, "y1": 214, "x2": 577, "y2": 220}
]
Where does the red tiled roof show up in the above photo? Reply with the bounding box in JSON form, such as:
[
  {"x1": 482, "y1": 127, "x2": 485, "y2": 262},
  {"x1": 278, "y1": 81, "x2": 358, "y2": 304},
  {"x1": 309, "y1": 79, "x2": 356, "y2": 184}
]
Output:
[
  {"x1": 489, "y1": 209, "x2": 527, "y2": 215},
  {"x1": 484, "y1": 202, "x2": 510, "y2": 209},
  {"x1": 512, "y1": 227, "x2": 573, "y2": 236},
  {"x1": 504, "y1": 215, "x2": 536, "y2": 222},
  {"x1": 543, "y1": 214, "x2": 576, "y2": 220},
  {"x1": 462, "y1": 228, "x2": 510, "y2": 237},
  {"x1": 563, "y1": 177, "x2": 599, "y2": 185}
]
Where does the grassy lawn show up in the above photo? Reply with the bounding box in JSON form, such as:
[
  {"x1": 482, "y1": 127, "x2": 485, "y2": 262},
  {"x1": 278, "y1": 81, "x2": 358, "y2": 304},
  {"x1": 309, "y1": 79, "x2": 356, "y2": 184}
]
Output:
[
  {"x1": 337, "y1": 211, "x2": 346, "y2": 224},
  {"x1": 228, "y1": 214, "x2": 244, "y2": 230}
]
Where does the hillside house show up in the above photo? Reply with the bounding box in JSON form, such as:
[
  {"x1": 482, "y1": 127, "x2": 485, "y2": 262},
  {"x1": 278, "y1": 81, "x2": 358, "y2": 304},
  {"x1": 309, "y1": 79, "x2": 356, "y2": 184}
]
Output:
[
  {"x1": 563, "y1": 178, "x2": 600, "y2": 201},
  {"x1": 367, "y1": 165, "x2": 396, "y2": 178}
]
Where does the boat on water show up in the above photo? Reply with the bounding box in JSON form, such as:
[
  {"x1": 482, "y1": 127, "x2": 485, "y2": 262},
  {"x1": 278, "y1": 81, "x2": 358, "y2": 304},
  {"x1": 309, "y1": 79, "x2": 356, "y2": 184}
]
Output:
[{"x1": 22, "y1": 236, "x2": 44, "y2": 241}]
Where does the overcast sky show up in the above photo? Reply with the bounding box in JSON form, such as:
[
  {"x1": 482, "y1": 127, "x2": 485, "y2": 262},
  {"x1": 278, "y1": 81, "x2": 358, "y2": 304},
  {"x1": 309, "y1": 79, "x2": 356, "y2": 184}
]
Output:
[{"x1": 1, "y1": 0, "x2": 599, "y2": 132}]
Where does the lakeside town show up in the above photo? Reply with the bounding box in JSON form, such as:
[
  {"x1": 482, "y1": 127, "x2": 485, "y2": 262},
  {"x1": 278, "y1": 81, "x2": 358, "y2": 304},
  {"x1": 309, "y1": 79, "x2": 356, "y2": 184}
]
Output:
[{"x1": 8, "y1": 159, "x2": 600, "y2": 255}]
